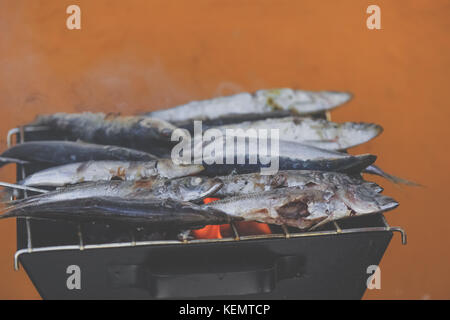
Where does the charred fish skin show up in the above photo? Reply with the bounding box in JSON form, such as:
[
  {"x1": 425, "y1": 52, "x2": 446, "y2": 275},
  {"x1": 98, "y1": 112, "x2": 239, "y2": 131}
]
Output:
[
  {"x1": 0, "y1": 141, "x2": 157, "y2": 168},
  {"x1": 20, "y1": 159, "x2": 204, "y2": 187},
  {"x1": 146, "y1": 89, "x2": 352, "y2": 122},
  {"x1": 32, "y1": 112, "x2": 178, "y2": 154},
  {"x1": 0, "y1": 197, "x2": 232, "y2": 229},
  {"x1": 211, "y1": 117, "x2": 383, "y2": 151},
  {"x1": 205, "y1": 187, "x2": 398, "y2": 230}
]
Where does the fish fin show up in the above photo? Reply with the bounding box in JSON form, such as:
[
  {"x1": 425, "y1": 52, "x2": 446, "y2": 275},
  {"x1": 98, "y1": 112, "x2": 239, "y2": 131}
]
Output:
[{"x1": 365, "y1": 165, "x2": 422, "y2": 187}]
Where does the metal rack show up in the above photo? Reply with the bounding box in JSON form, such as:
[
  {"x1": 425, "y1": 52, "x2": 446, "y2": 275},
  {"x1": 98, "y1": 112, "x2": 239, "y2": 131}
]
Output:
[{"x1": 6, "y1": 126, "x2": 407, "y2": 272}]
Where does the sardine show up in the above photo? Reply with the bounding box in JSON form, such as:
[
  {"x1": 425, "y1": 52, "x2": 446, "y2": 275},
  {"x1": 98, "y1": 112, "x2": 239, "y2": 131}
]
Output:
[
  {"x1": 0, "y1": 141, "x2": 157, "y2": 168},
  {"x1": 214, "y1": 170, "x2": 384, "y2": 198},
  {"x1": 186, "y1": 137, "x2": 376, "y2": 176},
  {"x1": 31, "y1": 112, "x2": 178, "y2": 154},
  {"x1": 0, "y1": 197, "x2": 232, "y2": 229},
  {"x1": 205, "y1": 187, "x2": 398, "y2": 230},
  {"x1": 146, "y1": 89, "x2": 352, "y2": 122},
  {"x1": 211, "y1": 117, "x2": 382, "y2": 151},
  {"x1": 8, "y1": 176, "x2": 223, "y2": 212},
  {"x1": 20, "y1": 159, "x2": 204, "y2": 187}
]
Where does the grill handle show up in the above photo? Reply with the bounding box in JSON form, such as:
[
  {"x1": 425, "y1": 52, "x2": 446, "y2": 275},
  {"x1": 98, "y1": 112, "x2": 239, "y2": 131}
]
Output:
[{"x1": 108, "y1": 255, "x2": 304, "y2": 299}]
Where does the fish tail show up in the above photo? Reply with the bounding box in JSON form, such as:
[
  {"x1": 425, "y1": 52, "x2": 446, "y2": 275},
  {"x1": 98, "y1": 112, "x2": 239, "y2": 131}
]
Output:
[{"x1": 365, "y1": 165, "x2": 422, "y2": 187}]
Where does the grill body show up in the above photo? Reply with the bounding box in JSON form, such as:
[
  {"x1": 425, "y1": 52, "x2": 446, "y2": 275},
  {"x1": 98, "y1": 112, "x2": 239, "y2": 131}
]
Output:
[{"x1": 17, "y1": 215, "x2": 393, "y2": 300}]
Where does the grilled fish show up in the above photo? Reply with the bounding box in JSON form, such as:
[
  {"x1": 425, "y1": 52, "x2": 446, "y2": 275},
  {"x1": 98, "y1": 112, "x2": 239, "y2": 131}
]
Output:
[
  {"x1": 146, "y1": 89, "x2": 352, "y2": 122},
  {"x1": 187, "y1": 137, "x2": 376, "y2": 176},
  {"x1": 0, "y1": 197, "x2": 232, "y2": 229},
  {"x1": 205, "y1": 187, "x2": 398, "y2": 230},
  {"x1": 8, "y1": 176, "x2": 223, "y2": 212},
  {"x1": 211, "y1": 117, "x2": 382, "y2": 151},
  {"x1": 20, "y1": 159, "x2": 204, "y2": 187},
  {"x1": 0, "y1": 141, "x2": 157, "y2": 168},
  {"x1": 31, "y1": 112, "x2": 178, "y2": 154},
  {"x1": 215, "y1": 170, "x2": 384, "y2": 198}
]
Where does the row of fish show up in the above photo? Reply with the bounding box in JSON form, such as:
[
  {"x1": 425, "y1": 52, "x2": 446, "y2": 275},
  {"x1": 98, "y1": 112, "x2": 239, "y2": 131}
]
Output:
[
  {"x1": 0, "y1": 88, "x2": 413, "y2": 233},
  {"x1": 1, "y1": 171, "x2": 397, "y2": 230}
]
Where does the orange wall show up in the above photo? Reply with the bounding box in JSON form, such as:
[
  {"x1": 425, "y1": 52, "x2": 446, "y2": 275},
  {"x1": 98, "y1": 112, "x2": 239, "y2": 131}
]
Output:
[{"x1": 0, "y1": 0, "x2": 448, "y2": 299}]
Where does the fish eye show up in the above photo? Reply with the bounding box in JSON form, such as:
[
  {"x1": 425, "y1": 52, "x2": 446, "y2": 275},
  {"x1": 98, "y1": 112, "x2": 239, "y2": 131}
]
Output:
[{"x1": 191, "y1": 177, "x2": 203, "y2": 186}]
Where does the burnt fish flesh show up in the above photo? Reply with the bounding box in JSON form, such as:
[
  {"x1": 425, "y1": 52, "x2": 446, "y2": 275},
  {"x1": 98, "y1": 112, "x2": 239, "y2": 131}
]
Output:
[
  {"x1": 146, "y1": 88, "x2": 352, "y2": 122},
  {"x1": 7, "y1": 176, "x2": 223, "y2": 212},
  {"x1": 185, "y1": 137, "x2": 376, "y2": 176},
  {"x1": 205, "y1": 187, "x2": 398, "y2": 230},
  {"x1": 30, "y1": 112, "x2": 178, "y2": 154},
  {"x1": 0, "y1": 197, "x2": 232, "y2": 229},
  {"x1": 211, "y1": 117, "x2": 383, "y2": 151},
  {"x1": 0, "y1": 140, "x2": 157, "y2": 168},
  {"x1": 215, "y1": 170, "x2": 384, "y2": 198},
  {"x1": 19, "y1": 159, "x2": 204, "y2": 187}
]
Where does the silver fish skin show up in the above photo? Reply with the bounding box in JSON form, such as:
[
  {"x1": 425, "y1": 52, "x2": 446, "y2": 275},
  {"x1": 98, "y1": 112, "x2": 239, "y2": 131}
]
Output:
[
  {"x1": 9, "y1": 176, "x2": 223, "y2": 212},
  {"x1": 205, "y1": 187, "x2": 398, "y2": 230},
  {"x1": 31, "y1": 112, "x2": 178, "y2": 154},
  {"x1": 214, "y1": 170, "x2": 384, "y2": 198},
  {"x1": 212, "y1": 117, "x2": 382, "y2": 151},
  {"x1": 190, "y1": 137, "x2": 376, "y2": 175},
  {"x1": 20, "y1": 159, "x2": 204, "y2": 187},
  {"x1": 147, "y1": 89, "x2": 352, "y2": 122}
]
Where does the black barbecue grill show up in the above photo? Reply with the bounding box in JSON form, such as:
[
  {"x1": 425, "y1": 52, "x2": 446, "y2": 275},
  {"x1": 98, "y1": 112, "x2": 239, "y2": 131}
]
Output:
[{"x1": 7, "y1": 125, "x2": 407, "y2": 300}]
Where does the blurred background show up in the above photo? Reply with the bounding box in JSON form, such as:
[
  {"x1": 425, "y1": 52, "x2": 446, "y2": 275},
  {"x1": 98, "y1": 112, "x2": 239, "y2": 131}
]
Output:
[{"x1": 0, "y1": 0, "x2": 448, "y2": 299}]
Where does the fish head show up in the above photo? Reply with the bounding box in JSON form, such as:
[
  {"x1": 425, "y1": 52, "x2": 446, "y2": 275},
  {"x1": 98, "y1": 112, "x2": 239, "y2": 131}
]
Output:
[
  {"x1": 156, "y1": 159, "x2": 204, "y2": 178},
  {"x1": 172, "y1": 176, "x2": 223, "y2": 201},
  {"x1": 257, "y1": 89, "x2": 353, "y2": 114},
  {"x1": 338, "y1": 184, "x2": 399, "y2": 215}
]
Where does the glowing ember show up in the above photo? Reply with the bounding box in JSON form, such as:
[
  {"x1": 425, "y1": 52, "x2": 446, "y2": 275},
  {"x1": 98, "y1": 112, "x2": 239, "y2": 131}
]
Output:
[{"x1": 192, "y1": 198, "x2": 272, "y2": 239}]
